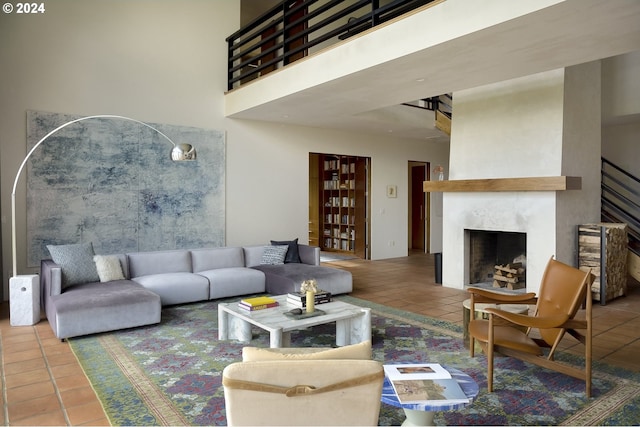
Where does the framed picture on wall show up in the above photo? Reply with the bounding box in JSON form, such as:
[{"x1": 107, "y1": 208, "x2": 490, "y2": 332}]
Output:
[{"x1": 387, "y1": 185, "x2": 397, "y2": 198}]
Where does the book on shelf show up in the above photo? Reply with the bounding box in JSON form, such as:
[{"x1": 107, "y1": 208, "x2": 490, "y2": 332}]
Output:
[
  {"x1": 383, "y1": 363, "x2": 468, "y2": 405},
  {"x1": 286, "y1": 290, "x2": 332, "y2": 307},
  {"x1": 238, "y1": 296, "x2": 279, "y2": 311}
]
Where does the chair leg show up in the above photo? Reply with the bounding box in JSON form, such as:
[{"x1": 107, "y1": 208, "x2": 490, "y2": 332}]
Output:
[
  {"x1": 487, "y1": 315, "x2": 494, "y2": 392},
  {"x1": 470, "y1": 335, "x2": 475, "y2": 357}
]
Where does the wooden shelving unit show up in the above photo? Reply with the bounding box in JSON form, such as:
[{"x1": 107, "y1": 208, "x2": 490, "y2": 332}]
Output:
[
  {"x1": 423, "y1": 176, "x2": 582, "y2": 192},
  {"x1": 312, "y1": 154, "x2": 368, "y2": 258}
]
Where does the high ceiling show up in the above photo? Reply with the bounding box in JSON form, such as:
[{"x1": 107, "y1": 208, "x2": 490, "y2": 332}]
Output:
[{"x1": 228, "y1": 0, "x2": 640, "y2": 140}]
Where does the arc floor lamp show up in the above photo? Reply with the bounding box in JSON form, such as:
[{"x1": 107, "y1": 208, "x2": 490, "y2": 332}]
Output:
[{"x1": 9, "y1": 114, "x2": 196, "y2": 325}]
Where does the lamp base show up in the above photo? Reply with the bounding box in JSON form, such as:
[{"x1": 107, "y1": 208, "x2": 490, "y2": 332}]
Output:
[{"x1": 10, "y1": 275, "x2": 40, "y2": 326}]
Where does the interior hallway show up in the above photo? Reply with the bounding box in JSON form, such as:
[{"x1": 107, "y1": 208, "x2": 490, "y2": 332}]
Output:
[{"x1": 1, "y1": 252, "x2": 639, "y2": 425}]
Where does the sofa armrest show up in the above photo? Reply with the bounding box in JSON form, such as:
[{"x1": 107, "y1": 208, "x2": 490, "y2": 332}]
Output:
[
  {"x1": 41, "y1": 259, "x2": 63, "y2": 298},
  {"x1": 298, "y1": 244, "x2": 320, "y2": 266}
]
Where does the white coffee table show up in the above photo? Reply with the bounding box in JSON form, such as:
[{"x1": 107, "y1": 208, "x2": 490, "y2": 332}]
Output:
[{"x1": 218, "y1": 295, "x2": 371, "y2": 348}]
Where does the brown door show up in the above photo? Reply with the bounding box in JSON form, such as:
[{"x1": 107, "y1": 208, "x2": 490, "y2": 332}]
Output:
[{"x1": 411, "y1": 164, "x2": 426, "y2": 251}]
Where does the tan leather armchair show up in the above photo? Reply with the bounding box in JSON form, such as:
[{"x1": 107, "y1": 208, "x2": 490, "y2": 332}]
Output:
[
  {"x1": 468, "y1": 257, "x2": 594, "y2": 397},
  {"x1": 222, "y1": 341, "x2": 384, "y2": 426}
]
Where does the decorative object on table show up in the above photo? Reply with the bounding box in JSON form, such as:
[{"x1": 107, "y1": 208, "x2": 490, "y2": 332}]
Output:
[
  {"x1": 300, "y1": 279, "x2": 318, "y2": 313},
  {"x1": 10, "y1": 113, "x2": 198, "y2": 326},
  {"x1": 286, "y1": 289, "x2": 332, "y2": 307},
  {"x1": 238, "y1": 296, "x2": 279, "y2": 311},
  {"x1": 383, "y1": 363, "x2": 468, "y2": 404},
  {"x1": 283, "y1": 308, "x2": 326, "y2": 319}
]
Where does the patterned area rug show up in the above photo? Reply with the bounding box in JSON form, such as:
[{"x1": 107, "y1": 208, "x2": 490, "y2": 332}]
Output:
[{"x1": 68, "y1": 296, "x2": 640, "y2": 426}]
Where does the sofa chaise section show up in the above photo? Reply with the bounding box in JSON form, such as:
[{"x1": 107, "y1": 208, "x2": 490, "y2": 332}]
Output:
[
  {"x1": 41, "y1": 259, "x2": 161, "y2": 340},
  {"x1": 243, "y1": 245, "x2": 353, "y2": 295}
]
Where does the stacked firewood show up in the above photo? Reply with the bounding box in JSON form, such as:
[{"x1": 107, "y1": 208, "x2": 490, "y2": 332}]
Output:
[{"x1": 493, "y1": 263, "x2": 525, "y2": 290}]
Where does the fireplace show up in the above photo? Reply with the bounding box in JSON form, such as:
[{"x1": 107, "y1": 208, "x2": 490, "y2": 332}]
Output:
[{"x1": 466, "y1": 229, "x2": 526, "y2": 288}]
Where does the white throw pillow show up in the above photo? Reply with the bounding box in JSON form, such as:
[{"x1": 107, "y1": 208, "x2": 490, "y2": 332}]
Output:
[{"x1": 93, "y1": 255, "x2": 125, "y2": 282}]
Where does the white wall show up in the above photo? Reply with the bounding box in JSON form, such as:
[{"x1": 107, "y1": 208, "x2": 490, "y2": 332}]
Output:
[{"x1": 0, "y1": 0, "x2": 447, "y2": 298}]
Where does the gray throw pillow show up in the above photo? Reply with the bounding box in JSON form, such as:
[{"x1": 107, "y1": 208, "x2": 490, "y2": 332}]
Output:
[
  {"x1": 261, "y1": 245, "x2": 288, "y2": 265},
  {"x1": 47, "y1": 242, "x2": 100, "y2": 287}
]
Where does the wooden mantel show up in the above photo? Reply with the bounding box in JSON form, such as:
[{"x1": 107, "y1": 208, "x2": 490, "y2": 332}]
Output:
[{"x1": 423, "y1": 176, "x2": 582, "y2": 192}]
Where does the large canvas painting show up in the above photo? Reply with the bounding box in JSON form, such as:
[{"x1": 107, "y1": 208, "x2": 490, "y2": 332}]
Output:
[{"x1": 26, "y1": 110, "x2": 225, "y2": 267}]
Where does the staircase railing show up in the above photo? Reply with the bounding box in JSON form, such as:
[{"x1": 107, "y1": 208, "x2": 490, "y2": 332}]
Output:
[
  {"x1": 226, "y1": 0, "x2": 438, "y2": 91},
  {"x1": 601, "y1": 157, "x2": 640, "y2": 256}
]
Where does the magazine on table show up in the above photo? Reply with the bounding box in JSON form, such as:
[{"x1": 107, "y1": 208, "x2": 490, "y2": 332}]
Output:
[{"x1": 383, "y1": 363, "x2": 469, "y2": 404}]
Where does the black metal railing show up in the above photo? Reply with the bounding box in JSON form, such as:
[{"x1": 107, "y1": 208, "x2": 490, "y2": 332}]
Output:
[
  {"x1": 601, "y1": 157, "x2": 640, "y2": 255},
  {"x1": 226, "y1": 0, "x2": 437, "y2": 90}
]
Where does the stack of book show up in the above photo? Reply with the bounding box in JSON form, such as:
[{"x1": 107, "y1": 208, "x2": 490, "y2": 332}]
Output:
[
  {"x1": 286, "y1": 290, "x2": 332, "y2": 308},
  {"x1": 238, "y1": 296, "x2": 279, "y2": 311},
  {"x1": 383, "y1": 363, "x2": 469, "y2": 404}
]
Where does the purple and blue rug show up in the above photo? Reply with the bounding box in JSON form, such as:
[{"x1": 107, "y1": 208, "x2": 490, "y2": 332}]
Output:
[{"x1": 68, "y1": 296, "x2": 640, "y2": 425}]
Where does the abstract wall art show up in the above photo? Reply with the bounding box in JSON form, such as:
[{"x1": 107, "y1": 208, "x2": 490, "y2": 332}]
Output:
[{"x1": 26, "y1": 110, "x2": 226, "y2": 267}]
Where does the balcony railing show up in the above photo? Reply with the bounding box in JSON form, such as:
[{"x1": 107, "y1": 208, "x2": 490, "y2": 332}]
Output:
[{"x1": 226, "y1": 0, "x2": 438, "y2": 91}]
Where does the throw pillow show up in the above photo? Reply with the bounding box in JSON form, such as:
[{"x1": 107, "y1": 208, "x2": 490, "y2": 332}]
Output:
[
  {"x1": 93, "y1": 255, "x2": 125, "y2": 282},
  {"x1": 47, "y1": 242, "x2": 100, "y2": 287},
  {"x1": 270, "y1": 238, "x2": 301, "y2": 263},
  {"x1": 260, "y1": 245, "x2": 288, "y2": 265}
]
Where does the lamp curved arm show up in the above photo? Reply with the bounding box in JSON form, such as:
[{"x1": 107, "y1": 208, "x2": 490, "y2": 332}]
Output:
[{"x1": 10, "y1": 114, "x2": 195, "y2": 277}]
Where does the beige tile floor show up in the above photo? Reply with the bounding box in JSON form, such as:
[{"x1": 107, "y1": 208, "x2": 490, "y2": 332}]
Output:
[{"x1": 1, "y1": 252, "x2": 639, "y2": 425}]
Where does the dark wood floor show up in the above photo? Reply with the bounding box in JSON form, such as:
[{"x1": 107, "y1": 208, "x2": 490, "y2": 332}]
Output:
[{"x1": 1, "y1": 251, "x2": 639, "y2": 425}]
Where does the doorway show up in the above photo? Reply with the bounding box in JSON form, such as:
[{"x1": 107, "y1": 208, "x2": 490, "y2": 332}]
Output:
[{"x1": 409, "y1": 162, "x2": 429, "y2": 253}]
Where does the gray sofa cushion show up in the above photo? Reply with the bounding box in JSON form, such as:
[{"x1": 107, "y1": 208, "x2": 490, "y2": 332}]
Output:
[
  {"x1": 252, "y1": 263, "x2": 352, "y2": 295},
  {"x1": 51, "y1": 280, "x2": 161, "y2": 339},
  {"x1": 191, "y1": 247, "x2": 245, "y2": 272},
  {"x1": 132, "y1": 273, "x2": 210, "y2": 306},
  {"x1": 128, "y1": 250, "x2": 192, "y2": 277},
  {"x1": 198, "y1": 267, "x2": 266, "y2": 299}
]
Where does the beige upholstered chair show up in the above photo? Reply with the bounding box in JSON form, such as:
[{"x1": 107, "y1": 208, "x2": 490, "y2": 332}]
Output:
[{"x1": 222, "y1": 341, "x2": 384, "y2": 426}]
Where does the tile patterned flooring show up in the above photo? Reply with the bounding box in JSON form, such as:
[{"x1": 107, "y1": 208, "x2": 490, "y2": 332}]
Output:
[{"x1": 1, "y1": 252, "x2": 639, "y2": 425}]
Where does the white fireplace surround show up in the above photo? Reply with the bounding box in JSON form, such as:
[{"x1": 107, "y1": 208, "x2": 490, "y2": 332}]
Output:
[{"x1": 439, "y1": 65, "x2": 602, "y2": 295}]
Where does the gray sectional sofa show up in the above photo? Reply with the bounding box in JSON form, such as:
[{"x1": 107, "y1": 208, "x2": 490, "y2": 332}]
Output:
[{"x1": 41, "y1": 243, "x2": 352, "y2": 339}]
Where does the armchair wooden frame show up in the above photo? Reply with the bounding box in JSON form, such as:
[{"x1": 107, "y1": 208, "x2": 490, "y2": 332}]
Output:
[{"x1": 468, "y1": 257, "x2": 594, "y2": 397}]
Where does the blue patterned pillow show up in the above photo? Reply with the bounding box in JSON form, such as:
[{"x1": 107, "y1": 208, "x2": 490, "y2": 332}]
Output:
[
  {"x1": 260, "y1": 245, "x2": 288, "y2": 265},
  {"x1": 47, "y1": 242, "x2": 100, "y2": 287}
]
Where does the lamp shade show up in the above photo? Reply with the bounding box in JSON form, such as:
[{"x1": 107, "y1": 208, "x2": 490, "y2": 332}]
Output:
[{"x1": 171, "y1": 143, "x2": 197, "y2": 161}]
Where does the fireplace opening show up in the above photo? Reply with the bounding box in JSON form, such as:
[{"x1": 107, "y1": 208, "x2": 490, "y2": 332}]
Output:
[{"x1": 467, "y1": 230, "x2": 526, "y2": 290}]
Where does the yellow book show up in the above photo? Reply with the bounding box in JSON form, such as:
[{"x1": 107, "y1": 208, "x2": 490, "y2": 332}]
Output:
[{"x1": 240, "y1": 296, "x2": 277, "y2": 307}]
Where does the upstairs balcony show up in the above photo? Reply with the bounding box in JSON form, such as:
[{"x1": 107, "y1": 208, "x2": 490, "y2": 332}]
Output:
[{"x1": 224, "y1": 0, "x2": 640, "y2": 140}]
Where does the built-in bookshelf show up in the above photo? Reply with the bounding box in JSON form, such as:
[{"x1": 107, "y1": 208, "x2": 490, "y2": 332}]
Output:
[{"x1": 311, "y1": 153, "x2": 369, "y2": 258}]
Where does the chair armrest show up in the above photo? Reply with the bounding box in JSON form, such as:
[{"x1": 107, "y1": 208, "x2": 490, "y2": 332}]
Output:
[
  {"x1": 468, "y1": 287, "x2": 537, "y2": 304},
  {"x1": 41, "y1": 259, "x2": 63, "y2": 297},
  {"x1": 485, "y1": 308, "x2": 569, "y2": 329}
]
